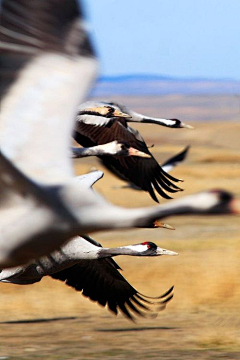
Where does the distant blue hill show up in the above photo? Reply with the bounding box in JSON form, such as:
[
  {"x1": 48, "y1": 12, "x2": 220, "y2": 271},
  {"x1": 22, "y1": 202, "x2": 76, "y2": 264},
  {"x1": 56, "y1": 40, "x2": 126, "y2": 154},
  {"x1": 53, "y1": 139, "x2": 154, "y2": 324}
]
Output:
[
  {"x1": 99, "y1": 74, "x2": 174, "y2": 82},
  {"x1": 91, "y1": 74, "x2": 240, "y2": 96}
]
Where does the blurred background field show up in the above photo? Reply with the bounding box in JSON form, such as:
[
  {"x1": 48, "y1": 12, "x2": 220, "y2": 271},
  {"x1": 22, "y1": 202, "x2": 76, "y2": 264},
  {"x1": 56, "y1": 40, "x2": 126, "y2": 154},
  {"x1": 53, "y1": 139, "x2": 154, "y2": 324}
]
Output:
[{"x1": 0, "y1": 93, "x2": 240, "y2": 360}]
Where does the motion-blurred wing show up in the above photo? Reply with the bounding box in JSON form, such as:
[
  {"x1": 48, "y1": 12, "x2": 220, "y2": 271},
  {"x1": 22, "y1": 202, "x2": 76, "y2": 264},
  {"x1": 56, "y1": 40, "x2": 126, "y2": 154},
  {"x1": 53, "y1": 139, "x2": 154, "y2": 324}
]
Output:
[
  {"x1": 51, "y1": 258, "x2": 174, "y2": 321},
  {"x1": 0, "y1": 0, "x2": 97, "y2": 184},
  {"x1": 73, "y1": 171, "x2": 104, "y2": 188}
]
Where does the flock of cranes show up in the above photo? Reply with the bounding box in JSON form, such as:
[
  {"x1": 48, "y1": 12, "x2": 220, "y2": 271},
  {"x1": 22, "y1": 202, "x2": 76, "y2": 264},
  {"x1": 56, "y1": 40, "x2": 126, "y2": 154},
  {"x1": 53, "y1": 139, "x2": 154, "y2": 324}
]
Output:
[{"x1": 0, "y1": 0, "x2": 239, "y2": 321}]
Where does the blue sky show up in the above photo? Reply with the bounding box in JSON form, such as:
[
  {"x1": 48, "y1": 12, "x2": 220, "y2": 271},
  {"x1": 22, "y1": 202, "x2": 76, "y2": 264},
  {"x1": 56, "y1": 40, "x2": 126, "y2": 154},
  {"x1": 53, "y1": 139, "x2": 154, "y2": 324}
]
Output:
[{"x1": 84, "y1": 0, "x2": 240, "y2": 80}]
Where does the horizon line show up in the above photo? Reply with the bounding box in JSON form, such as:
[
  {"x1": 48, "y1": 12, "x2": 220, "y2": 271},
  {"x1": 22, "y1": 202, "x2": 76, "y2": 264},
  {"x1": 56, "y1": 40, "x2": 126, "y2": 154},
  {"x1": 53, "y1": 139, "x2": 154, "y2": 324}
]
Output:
[{"x1": 98, "y1": 73, "x2": 240, "y2": 83}]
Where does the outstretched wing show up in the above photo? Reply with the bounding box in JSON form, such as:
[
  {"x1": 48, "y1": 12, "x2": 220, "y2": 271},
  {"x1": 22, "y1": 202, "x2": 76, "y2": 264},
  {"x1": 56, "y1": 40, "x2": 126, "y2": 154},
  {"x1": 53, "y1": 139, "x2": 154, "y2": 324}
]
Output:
[
  {"x1": 74, "y1": 120, "x2": 182, "y2": 202},
  {"x1": 162, "y1": 146, "x2": 190, "y2": 173},
  {"x1": 73, "y1": 171, "x2": 104, "y2": 188},
  {"x1": 51, "y1": 258, "x2": 174, "y2": 321},
  {"x1": 0, "y1": 0, "x2": 97, "y2": 184}
]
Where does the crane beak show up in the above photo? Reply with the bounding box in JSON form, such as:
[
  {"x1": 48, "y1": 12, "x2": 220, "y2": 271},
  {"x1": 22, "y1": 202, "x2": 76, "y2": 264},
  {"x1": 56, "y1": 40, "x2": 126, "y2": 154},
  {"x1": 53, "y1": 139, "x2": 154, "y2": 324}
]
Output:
[
  {"x1": 128, "y1": 147, "x2": 151, "y2": 158},
  {"x1": 181, "y1": 122, "x2": 194, "y2": 129},
  {"x1": 230, "y1": 198, "x2": 240, "y2": 214},
  {"x1": 156, "y1": 248, "x2": 179, "y2": 256},
  {"x1": 153, "y1": 221, "x2": 175, "y2": 230},
  {"x1": 113, "y1": 109, "x2": 132, "y2": 118}
]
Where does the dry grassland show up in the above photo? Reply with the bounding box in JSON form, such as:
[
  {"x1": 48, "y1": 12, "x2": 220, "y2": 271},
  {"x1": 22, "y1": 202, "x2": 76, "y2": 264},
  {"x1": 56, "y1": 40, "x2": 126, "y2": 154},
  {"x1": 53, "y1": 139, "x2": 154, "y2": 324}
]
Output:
[{"x1": 0, "y1": 95, "x2": 240, "y2": 359}]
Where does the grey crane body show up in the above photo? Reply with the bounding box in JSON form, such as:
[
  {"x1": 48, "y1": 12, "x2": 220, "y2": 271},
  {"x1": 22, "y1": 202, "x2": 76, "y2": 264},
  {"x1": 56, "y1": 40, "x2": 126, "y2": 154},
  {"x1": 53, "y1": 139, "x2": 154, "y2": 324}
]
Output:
[
  {"x1": 0, "y1": 236, "x2": 177, "y2": 285},
  {"x1": 0, "y1": 150, "x2": 239, "y2": 268},
  {"x1": 0, "y1": 236, "x2": 177, "y2": 320},
  {"x1": 0, "y1": 0, "x2": 239, "y2": 269}
]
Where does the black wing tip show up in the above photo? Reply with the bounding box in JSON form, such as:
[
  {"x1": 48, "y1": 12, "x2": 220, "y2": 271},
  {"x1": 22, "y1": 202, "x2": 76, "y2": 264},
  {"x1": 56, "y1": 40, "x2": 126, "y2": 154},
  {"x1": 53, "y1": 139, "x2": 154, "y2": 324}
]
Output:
[
  {"x1": 183, "y1": 145, "x2": 191, "y2": 153},
  {"x1": 161, "y1": 167, "x2": 183, "y2": 183},
  {"x1": 108, "y1": 284, "x2": 175, "y2": 322},
  {"x1": 138, "y1": 285, "x2": 174, "y2": 301}
]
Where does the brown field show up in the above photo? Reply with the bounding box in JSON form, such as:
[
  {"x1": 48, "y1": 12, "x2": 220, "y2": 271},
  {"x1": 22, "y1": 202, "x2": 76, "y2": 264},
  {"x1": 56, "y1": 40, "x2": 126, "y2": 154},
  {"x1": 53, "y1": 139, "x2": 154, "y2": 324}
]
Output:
[{"x1": 0, "y1": 94, "x2": 240, "y2": 360}]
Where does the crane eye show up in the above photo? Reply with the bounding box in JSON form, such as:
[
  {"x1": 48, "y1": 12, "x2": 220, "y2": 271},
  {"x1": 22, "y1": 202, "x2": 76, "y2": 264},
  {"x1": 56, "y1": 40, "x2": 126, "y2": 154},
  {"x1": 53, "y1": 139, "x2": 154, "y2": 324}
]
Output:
[
  {"x1": 141, "y1": 241, "x2": 157, "y2": 249},
  {"x1": 141, "y1": 241, "x2": 151, "y2": 249}
]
